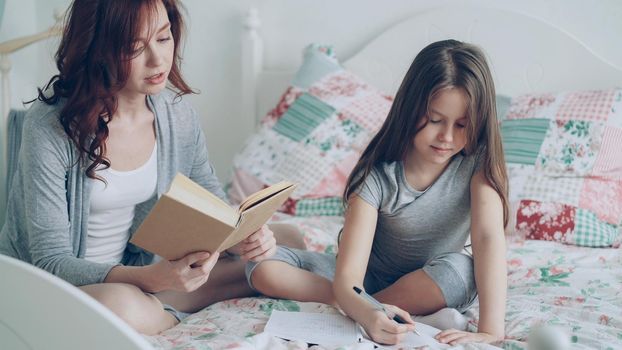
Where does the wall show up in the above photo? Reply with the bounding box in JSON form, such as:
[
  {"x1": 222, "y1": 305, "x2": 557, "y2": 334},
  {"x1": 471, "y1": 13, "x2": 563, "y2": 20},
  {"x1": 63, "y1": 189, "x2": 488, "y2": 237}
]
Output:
[
  {"x1": 0, "y1": 0, "x2": 50, "y2": 108},
  {"x1": 1, "y1": 0, "x2": 621, "y2": 182}
]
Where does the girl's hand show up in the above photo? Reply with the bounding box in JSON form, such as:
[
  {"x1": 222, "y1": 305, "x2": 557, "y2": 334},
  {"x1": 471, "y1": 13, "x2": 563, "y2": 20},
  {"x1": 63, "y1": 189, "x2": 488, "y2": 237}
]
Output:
[
  {"x1": 360, "y1": 304, "x2": 417, "y2": 345},
  {"x1": 435, "y1": 329, "x2": 502, "y2": 345},
  {"x1": 227, "y1": 224, "x2": 277, "y2": 262},
  {"x1": 146, "y1": 250, "x2": 220, "y2": 293}
]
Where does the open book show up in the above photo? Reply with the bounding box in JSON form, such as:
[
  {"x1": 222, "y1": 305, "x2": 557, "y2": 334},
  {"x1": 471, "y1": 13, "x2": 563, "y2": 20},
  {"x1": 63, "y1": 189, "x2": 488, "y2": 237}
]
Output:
[{"x1": 130, "y1": 173, "x2": 296, "y2": 260}]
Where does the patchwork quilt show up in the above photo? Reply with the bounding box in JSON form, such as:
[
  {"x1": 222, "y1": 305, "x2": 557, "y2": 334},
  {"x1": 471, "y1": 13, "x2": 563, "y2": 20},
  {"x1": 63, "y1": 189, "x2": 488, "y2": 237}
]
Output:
[{"x1": 146, "y1": 214, "x2": 622, "y2": 350}]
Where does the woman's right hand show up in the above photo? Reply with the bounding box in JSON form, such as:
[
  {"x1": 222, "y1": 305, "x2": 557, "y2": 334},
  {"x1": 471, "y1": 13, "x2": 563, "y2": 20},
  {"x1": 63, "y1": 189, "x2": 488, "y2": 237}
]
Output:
[
  {"x1": 359, "y1": 304, "x2": 417, "y2": 345},
  {"x1": 143, "y1": 251, "x2": 220, "y2": 293}
]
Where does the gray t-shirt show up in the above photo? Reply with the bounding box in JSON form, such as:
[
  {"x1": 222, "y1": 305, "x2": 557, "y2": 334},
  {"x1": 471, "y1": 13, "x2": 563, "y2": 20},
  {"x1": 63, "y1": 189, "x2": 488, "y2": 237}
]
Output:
[{"x1": 355, "y1": 152, "x2": 482, "y2": 287}]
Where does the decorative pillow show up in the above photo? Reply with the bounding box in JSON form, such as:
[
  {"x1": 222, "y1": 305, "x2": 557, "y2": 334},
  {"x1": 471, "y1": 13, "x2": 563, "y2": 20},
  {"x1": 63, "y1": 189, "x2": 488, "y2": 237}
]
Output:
[
  {"x1": 496, "y1": 94, "x2": 512, "y2": 121},
  {"x1": 228, "y1": 45, "x2": 393, "y2": 216},
  {"x1": 228, "y1": 46, "x2": 540, "y2": 218},
  {"x1": 502, "y1": 88, "x2": 622, "y2": 247}
]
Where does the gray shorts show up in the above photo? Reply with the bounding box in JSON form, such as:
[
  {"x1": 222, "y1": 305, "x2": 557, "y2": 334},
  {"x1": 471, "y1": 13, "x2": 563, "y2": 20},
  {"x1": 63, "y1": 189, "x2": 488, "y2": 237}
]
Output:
[
  {"x1": 246, "y1": 247, "x2": 477, "y2": 313},
  {"x1": 161, "y1": 303, "x2": 191, "y2": 322}
]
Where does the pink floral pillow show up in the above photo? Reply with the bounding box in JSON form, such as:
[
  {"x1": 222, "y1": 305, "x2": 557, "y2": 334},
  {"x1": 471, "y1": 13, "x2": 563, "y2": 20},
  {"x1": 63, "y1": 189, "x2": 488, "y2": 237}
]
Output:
[
  {"x1": 228, "y1": 45, "x2": 392, "y2": 216},
  {"x1": 502, "y1": 88, "x2": 622, "y2": 247}
]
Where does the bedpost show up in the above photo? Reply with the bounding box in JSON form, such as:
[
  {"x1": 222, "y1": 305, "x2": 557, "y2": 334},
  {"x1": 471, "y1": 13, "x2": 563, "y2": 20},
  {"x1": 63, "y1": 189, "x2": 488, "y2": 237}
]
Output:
[
  {"x1": 0, "y1": 53, "x2": 9, "y2": 224},
  {"x1": 0, "y1": 54, "x2": 10, "y2": 127},
  {"x1": 241, "y1": 8, "x2": 263, "y2": 129}
]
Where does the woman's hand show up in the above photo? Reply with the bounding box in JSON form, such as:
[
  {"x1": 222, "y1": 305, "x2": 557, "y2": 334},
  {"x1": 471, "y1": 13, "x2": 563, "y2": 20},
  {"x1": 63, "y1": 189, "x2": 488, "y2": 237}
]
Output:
[
  {"x1": 435, "y1": 329, "x2": 502, "y2": 346},
  {"x1": 227, "y1": 224, "x2": 277, "y2": 262},
  {"x1": 144, "y1": 250, "x2": 220, "y2": 293},
  {"x1": 359, "y1": 304, "x2": 417, "y2": 345}
]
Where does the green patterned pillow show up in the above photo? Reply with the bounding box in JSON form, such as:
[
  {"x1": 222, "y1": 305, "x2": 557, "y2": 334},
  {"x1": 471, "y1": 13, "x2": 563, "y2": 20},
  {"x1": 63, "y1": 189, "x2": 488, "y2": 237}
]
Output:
[
  {"x1": 503, "y1": 88, "x2": 622, "y2": 247},
  {"x1": 228, "y1": 44, "x2": 393, "y2": 217}
]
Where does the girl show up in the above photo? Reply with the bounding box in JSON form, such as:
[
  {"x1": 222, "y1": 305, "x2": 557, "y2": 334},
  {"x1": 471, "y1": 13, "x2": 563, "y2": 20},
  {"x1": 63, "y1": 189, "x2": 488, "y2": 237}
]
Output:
[
  {"x1": 0, "y1": 0, "x2": 303, "y2": 335},
  {"x1": 246, "y1": 40, "x2": 508, "y2": 346}
]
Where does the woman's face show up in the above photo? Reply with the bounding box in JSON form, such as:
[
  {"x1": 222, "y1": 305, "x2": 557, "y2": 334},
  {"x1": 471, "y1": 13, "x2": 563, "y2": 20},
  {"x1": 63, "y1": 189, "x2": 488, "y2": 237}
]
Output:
[{"x1": 119, "y1": 1, "x2": 174, "y2": 99}]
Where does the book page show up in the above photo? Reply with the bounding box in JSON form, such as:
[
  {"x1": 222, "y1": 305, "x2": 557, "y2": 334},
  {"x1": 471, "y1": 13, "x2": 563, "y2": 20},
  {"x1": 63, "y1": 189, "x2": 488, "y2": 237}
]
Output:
[
  {"x1": 217, "y1": 185, "x2": 296, "y2": 251},
  {"x1": 264, "y1": 311, "x2": 361, "y2": 348},
  {"x1": 167, "y1": 173, "x2": 238, "y2": 227},
  {"x1": 238, "y1": 181, "x2": 295, "y2": 212}
]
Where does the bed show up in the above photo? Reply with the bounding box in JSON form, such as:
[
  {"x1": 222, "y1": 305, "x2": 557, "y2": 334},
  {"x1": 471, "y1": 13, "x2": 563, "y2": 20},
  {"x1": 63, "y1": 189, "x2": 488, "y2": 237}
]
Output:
[
  {"x1": 147, "y1": 5, "x2": 622, "y2": 350},
  {"x1": 1, "y1": 4, "x2": 621, "y2": 350}
]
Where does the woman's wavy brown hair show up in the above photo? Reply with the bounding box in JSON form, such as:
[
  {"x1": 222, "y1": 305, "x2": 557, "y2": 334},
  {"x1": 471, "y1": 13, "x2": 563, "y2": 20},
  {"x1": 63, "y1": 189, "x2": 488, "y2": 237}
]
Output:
[
  {"x1": 35, "y1": 0, "x2": 194, "y2": 179},
  {"x1": 343, "y1": 39, "x2": 509, "y2": 227}
]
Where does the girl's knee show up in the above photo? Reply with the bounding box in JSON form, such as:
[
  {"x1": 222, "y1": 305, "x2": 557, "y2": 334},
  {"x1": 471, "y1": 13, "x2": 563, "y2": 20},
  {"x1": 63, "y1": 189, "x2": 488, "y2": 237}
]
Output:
[
  {"x1": 270, "y1": 223, "x2": 306, "y2": 250},
  {"x1": 250, "y1": 260, "x2": 280, "y2": 291},
  {"x1": 422, "y1": 253, "x2": 476, "y2": 311},
  {"x1": 250, "y1": 260, "x2": 301, "y2": 297}
]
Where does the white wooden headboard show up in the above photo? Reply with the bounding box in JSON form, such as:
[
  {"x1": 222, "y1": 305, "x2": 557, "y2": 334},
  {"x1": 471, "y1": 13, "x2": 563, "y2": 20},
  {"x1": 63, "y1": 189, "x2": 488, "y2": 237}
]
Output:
[{"x1": 242, "y1": 5, "x2": 622, "y2": 125}]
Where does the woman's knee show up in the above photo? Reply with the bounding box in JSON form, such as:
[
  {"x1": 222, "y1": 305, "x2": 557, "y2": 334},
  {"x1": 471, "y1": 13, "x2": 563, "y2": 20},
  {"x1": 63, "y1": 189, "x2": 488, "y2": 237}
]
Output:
[
  {"x1": 80, "y1": 283, "x2": 173, "y2": 333},
  {"x1": 82, "y1": 283, "x2": 146, "y2": 309}
]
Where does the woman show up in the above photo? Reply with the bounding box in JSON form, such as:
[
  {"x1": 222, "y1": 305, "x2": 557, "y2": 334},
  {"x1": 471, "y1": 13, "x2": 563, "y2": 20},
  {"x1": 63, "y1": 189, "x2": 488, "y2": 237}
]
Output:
[{"x1": 0, "y1": 0, "x2": 303, "y2": 335}]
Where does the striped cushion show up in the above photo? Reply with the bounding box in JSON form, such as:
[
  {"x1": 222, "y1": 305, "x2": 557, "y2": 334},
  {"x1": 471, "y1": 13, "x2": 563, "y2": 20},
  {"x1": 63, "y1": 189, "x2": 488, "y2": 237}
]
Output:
[
  {"x1": 501, "y1": 119, "x2": 549, "y2": 164},
  {"x1": 272, "y1": 93, "x2": 335, "y2": 142}
]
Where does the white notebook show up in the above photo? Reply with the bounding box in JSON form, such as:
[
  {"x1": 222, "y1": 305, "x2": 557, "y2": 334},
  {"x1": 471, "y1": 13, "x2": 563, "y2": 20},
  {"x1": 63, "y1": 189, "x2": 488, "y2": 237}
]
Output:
[{"x1": 264, "y1": 310, "x2": 450, "y2": 349}]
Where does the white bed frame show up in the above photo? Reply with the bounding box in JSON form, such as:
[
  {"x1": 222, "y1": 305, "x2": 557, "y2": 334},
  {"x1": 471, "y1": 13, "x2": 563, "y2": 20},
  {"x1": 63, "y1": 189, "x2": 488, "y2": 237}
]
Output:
[
  {"x1": 0, "y1": 11, "x2": 63, "y2": 126},
  {"x1": 242, "y1": 6, "x2": 622, "y2": 125},
  {"x1": 0, "y1": 255, "x2": 152, "y2": 350}
]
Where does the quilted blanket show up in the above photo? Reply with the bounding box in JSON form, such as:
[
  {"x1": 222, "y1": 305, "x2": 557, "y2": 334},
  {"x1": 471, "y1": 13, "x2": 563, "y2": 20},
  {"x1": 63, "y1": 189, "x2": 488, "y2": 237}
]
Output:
[{"x1": 146, "y1": 214, "x2": 622, "y2": 350}]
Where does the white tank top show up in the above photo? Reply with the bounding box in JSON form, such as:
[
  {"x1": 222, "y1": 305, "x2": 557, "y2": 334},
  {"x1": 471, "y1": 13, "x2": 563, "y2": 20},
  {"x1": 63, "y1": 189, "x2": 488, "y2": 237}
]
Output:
[{"x1": 85, "y1": 144, "x2": 158, "y2": 264}]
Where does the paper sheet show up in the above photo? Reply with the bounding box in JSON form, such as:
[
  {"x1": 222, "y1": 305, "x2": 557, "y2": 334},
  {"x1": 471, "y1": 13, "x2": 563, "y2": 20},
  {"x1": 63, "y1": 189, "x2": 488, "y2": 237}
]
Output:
[
  {"x1": 265, "y1": 310, "x2": 361, "y2": 347},
  {"x1": 366, "y1": 321, "x2": 450, "y2": 349},
  {"x1": 264, "y1": 311, "x2": 450, "y2": 349}
]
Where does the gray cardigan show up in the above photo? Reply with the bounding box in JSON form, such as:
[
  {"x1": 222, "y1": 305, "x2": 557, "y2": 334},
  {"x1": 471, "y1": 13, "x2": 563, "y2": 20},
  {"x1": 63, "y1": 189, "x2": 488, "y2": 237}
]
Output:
[{"x1": 0, "y1": 90, "x2": 226, "y2": 286}]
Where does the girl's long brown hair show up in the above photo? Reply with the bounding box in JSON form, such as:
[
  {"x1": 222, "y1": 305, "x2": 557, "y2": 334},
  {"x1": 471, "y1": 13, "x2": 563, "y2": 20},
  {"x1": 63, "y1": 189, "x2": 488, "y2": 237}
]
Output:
[
  {"x1": 343, "y1": 40, "x2": 509, "y2": 227},
  {"x1": 35, "y1": 0, "x2": 194, "y2": 179}
]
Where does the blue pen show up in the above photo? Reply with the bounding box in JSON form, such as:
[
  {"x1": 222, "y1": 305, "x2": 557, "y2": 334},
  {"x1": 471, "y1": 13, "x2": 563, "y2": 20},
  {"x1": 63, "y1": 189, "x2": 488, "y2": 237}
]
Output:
[{"x1": 353, "y1": 286, "x2": 421, "y2": 336}]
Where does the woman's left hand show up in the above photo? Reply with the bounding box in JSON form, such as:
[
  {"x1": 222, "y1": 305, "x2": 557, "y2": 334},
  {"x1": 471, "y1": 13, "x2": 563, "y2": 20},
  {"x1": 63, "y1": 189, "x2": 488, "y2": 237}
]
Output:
[
  {"x1": 435, "y1": 329, "x2": 502, "y2": 346},
  {"x1": 227, "y1": 224, "x2": 277, "y2": 262}
]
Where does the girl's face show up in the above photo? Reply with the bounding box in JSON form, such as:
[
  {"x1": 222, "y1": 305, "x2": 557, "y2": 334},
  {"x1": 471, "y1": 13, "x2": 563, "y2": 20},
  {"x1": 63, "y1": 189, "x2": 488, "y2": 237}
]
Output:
[
  {"x1": 119, "y1": 1, "x2": 174, "y2": 99},
  {"x1": 411, "y1": 87, "x2": 468, "y2": 166}
]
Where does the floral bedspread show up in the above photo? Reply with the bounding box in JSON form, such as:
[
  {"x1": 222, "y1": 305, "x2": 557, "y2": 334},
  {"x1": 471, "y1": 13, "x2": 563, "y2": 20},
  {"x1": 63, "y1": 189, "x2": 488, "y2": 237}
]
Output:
[
  {"x1": 146, "y1": 215, "x2": 622, "y2": 350},
  {"x1": 490, "y1": 237, "x2": 622, "y2": 350}
]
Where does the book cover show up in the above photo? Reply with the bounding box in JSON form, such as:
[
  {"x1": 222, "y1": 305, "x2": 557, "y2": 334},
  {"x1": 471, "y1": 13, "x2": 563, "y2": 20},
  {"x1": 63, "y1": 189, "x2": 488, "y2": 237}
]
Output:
[{"x1": 130, "y1": 173, "x2": 296, "y2": 260}]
